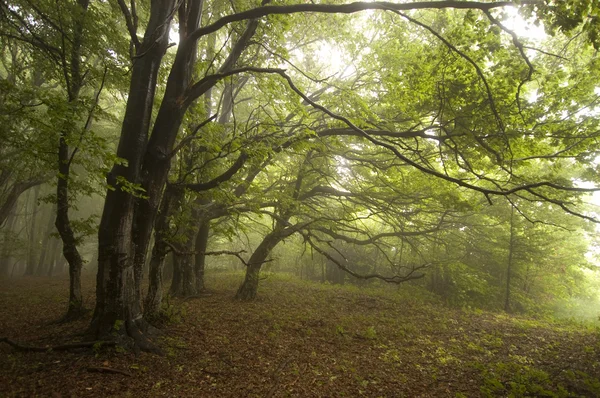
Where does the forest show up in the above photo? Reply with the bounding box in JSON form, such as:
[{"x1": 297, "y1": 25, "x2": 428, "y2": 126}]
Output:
[{"x1": 2, "y1": 0, "x2": 600, "y2": 396}]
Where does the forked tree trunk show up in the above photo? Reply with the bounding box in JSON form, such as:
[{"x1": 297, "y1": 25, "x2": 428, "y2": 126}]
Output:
[
  {"x1": 92, "y1": 1, "x2": 257, "y2": 350},
  {"x1": 130, "y1": 0, "x2": 205, "y2": 307},
  {"x1": 90, "y1": 1, "x2": 177, "y2": 347}
]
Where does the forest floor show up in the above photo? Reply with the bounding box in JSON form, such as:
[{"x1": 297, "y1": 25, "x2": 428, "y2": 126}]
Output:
[{"x1": 1, "y1": 273, "x2": 600, "y2": 397}]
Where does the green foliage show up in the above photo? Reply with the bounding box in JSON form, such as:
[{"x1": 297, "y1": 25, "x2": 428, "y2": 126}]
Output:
[
  {"x1": 112, "y1": 176, "x2": 148, "y2": 199},
  {"x1": 481, "y1": 362, "x2": 567, "y2": 398},
  {"x1": 563, "y1": 369, "x2": 600, "y2": 396}
]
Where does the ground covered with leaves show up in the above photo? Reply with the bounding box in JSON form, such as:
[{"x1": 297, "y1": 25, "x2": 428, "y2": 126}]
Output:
[{"x1": 1, "y1": 273, "x2": 600, "y2": 397}]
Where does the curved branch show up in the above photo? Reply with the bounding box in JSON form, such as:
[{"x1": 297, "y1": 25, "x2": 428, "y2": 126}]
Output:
[
  {"x1": 181, "y1": 152, "x2": 249, "y2": 192},
  {"x1": 189, "y1": 1, "x2": 539, "y2": 42}
]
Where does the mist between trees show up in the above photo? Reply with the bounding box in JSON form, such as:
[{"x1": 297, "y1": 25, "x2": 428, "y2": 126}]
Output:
[{"x1": 2, "y1": 0, "x2": 600, "y2": 357}]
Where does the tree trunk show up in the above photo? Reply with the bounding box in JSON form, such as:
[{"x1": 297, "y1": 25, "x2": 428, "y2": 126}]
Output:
[
  {"x1": 235, "y1": 228, "x2": 285, "y2": 300},
  {"x1": 92, "y1": 1, "x2": 258, "y2": 350},
  {"x1": 145, "y1": 187, "x2": 182, "y2": 318},
  {"x1": 52, "y1": 0, "x2": 90, "y2": 321},
  {"x1": 181, "y1": 242, "x2": 197, "y2": 297},
  {"x1": 130, "y1": 0, "x2": 205, "y2": 309},
  {"x1": 170, "y1": 255, "x2": 183, "y2": 296},
  {"x1": 144, "y1": 242, "x2": 168, "y2": 318},
  {"x1": 56, "y1": 122, "x2": 86, "y2": 320},
  {"x1": 170, "y1": 230, "x2": 197, "y2": 297},
  {"x1": 90, "y1": 1, "x2": 177, "y2": 347},
  {"x1": 0, "y1": 209, "x2": 17, "y2": 276},
  {"x1": 194, "y1": 220, "x2": 209, "y2": 292},
  {"x1": 132, "y1": 10, "x2": 261, "y2": 307}
]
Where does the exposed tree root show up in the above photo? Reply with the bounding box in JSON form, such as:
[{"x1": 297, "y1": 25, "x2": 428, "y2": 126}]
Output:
[
  {"x1": 0, "y1": 337, "x2": 115, "y2": 352},
  {"x1": 125, "y1": 318, "x2": 164, "y2": 356}
]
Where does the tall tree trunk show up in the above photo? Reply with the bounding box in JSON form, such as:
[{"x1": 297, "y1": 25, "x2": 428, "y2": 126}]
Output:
[
  {"x1": 53, "y1": 0, "x2": 91, "y2": 321},
  {"x1": 24, "y1": 185, "x2": 40, "y2": 275},
  {"x1": 132, "y1": 10, "x2": 261, "y2": 306},
  {"x1": 131, "y1": 0, "x2": 205, "y2": 309},
  {"x1": 504, "y1": 206, "x2": 516, "y2": 313}
]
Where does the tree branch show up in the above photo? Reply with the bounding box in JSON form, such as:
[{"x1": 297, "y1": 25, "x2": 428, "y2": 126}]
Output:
[
  {"x1": 189, "y1": 1, "x2": 539, "y2": 42},
  {"x1": 181, "y1": 152, "x2": 249, "y2": 192},
  {"x1": 303, "y1": 233, "x2": 428, "y2": 284}
]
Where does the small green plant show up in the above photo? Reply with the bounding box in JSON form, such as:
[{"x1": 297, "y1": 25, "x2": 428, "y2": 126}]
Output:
[
  {"x1": 379, "y1": 348, "x2": 402, "y2": 364},
  {"x1": 466, "y1": 341, "x2": 486, "y2": 354},
  {"x1": 480, "y1": 333, "x2": 504, "y2": 350},
  {"x1": 364, "y1": 326, "x2": 377, "y2": 340},
  {"x1": 113, "y1": 319, "x2": 124, "y2": 331}
]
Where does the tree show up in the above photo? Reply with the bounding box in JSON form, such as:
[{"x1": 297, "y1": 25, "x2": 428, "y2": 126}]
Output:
[{"x1": 1, "y1": 0, "x2": 123, "y2": 318}]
